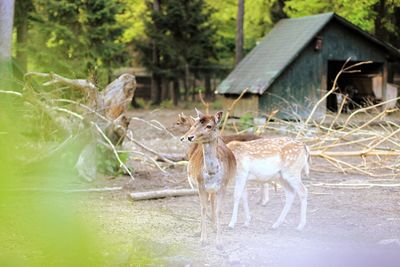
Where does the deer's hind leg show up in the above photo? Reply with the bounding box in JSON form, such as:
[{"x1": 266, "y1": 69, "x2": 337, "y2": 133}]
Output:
[
  {"x1": 242, "y1": 189, "x2": 251, "y2": 227},
  {"x1": 296, "y1": 181, "x2": 308, "y2": 231},
  {"x1": 272, "y1": 174, "x2": 295, "y2": 229},
  {"x1": 228, "y1": 171, "x2": 248, "y2": 229}
]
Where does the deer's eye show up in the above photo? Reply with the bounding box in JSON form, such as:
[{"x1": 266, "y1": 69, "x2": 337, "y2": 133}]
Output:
[{"x1": 206, "y1": 125, "x2": 212, "y2": 129}]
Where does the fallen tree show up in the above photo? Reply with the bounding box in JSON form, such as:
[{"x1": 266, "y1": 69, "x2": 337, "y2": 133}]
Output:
[{"x1": 3, "y1": 72, "x2": 137, "y2": 181}]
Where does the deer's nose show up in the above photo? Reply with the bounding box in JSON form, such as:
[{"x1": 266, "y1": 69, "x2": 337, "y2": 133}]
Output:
[{"x1": 188, "y1": 135, "x2": 195, "y2": 141}]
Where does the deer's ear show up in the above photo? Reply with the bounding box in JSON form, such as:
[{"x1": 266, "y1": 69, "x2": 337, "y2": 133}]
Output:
[
  {"x1": 215, "y1": 111, "x2": 223, "y2": 125},
  {"x1": 178, "y1": 113, "x2": 186, "y2": 123},
  {"x1": 195, "y1": 108, "x2": 204, "y2": 118}
]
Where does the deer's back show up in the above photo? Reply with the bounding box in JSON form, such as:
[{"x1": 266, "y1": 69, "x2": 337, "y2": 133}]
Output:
[
  {"x1": 222, "y1": 134, "x2": 261, "y2": 144},
  {"x1": 186, "y1": 134, "x2": 261, "y2": 159},
  {"x1": 228, "y1": 137, "x2": 308, "y2": 173}
]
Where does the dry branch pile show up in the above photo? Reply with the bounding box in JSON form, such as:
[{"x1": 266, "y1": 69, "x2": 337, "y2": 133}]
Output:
[{"x1": 253, "y1": 59, "x2": 400, "y2": 177}]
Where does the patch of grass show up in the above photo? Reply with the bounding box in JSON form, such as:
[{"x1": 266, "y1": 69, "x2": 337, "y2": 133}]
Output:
[
  {"x1": 211, "y1": 99, "x2": 223, "y2": 110},
  {"x1": 135, "y1": 98, "x2": 152, "y2": 109},
  {"x1": 160, "y1": 99, "x2": 174, "y2": 109},
  {"x1": 238, "y1": 113, "x2": 254, "y2": 130}
]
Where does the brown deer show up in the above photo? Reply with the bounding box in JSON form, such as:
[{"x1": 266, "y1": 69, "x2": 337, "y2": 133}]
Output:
[
  {"x1": 227, "y1": 138, "x2": 309, "y2": 230},
  {"x1": 180, "y1": 109, "x2": 236, "y2": 248},
  {"x1": 175, "y1": 113, "x2": 272, "y2": 205}
]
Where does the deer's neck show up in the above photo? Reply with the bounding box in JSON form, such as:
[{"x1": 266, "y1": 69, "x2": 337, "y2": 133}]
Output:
[{"x1": 201, "y1": 139, "x2": 220, "y2": 175}]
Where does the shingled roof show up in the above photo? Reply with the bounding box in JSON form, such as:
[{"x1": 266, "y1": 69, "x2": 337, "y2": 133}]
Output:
[{"x1": 217, "y1": 13, "x2": 400, "y2": 95}]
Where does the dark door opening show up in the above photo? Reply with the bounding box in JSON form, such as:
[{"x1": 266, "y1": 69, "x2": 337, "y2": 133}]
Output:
[{"x1": 326, "y1": 60, "x2": 383, "y2": 112}]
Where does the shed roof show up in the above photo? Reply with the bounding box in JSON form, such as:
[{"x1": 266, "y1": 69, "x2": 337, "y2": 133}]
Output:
[{"x1": 217, "y1": 13, "x2": 400, "y2": 95}]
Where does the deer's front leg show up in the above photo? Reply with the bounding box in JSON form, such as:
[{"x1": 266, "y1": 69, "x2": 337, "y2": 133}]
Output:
[
  {"x1": 199, "y1": 189, "x2": 208, "y2": 245},
  {"x1": 210, "y1": 193, "x2": 216, "y2": 226}
]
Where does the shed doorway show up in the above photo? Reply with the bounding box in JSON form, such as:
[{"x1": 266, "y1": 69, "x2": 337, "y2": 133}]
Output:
[{"x1": 326, "y1": 60, "x2": 384, "y2": 112}]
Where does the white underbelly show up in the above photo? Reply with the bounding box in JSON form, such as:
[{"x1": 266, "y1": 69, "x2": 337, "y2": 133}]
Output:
[{"x1": 245, "y1": 156, "x2": 282, "y2": 182}]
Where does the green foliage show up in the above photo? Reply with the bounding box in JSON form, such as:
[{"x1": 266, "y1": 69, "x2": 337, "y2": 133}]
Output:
[
  {"x1": 206, "y1": 0, "x2": 284, "y2": 65},
  {"x1": 115, "y1": 0, "x2": 286, "y2": 68},
  {"x1": 238, "y1": 113, "x2": 254, "y2": 130},
  {"x1": 284, "y1": 0, "x2": 399, "y2": 36},
  {"x1": 97, "y1": 145, "x2": 132, "y2": 176},
  {"x1": 211, "y1": 99, "x2": 224, "y2": 110},
  {"x1": 160, "y1": 99, "x2": 174, "y2": 109},
  {"x1": 0, "y1": 94, "x2": 104, "y2": 266},
  {"x1": 135, "y1": 0, "x2": 218, "y2": 81},
  {"x1": 27, "y1": 0, "x2": 126, "y2": 85},
  {"x1": 117, "y1": 0, "x2": 147, "y2": 43},
  {"x1": 0, "y1": 91, "x2": 167, "y2": 266},
  {"x1": 135, "y1": 98, "x2": 152, "y2": 109}
]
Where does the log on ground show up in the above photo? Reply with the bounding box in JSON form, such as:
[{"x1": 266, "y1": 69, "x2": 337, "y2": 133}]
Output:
[{"x1": 129, "y1": 188, "x2": 197, "y2": 201}]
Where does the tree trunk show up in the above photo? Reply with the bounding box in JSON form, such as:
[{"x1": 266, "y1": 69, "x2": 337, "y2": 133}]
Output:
[
  {"x1": 15, "y1": 17, "x2": 27, "y2": 74},
  {"x1": 14, "y1": 0, "x2": 32, "y2": 75},
  {"x1": 0, "y1": 0, "x2": 15, "y2": 90},
  {"x1": 183, "y1": 64, "x2": 189, "y2": 101},
  {"x1": 204, "y1": 72, "x2": 213, "y2": 100},
  {"x1": 391, "y1": 7, "x2": 400, "y2": 48},
  {"x1": 151, "y1": 74, "x2": 162, "y2": 105},
  {"x1": 172, "y1": 79, "x2": 180, "y2": 106},
  {"x1": 151, "y1": 0, "x2": 161, "y2": 105},
  {"x1": 191, "y1": 74, "x2": 197, "y2": 102},
  {"x1": 235, "y1": 0, "x2": 244, "y2": 65},
  {"x1": 373, "y1": 0, "x2": 386, "y2": 41},
  {"x1": 161, "y1": 78, "x2": 170, "y2": 101}
]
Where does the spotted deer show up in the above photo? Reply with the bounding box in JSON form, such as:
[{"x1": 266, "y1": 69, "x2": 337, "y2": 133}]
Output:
[
  {"x1": 175, "y1": 113, "x2": 272, "y2": 205},
  {"x1": 227, "y1": 138, "x2": 309, "y2": 230},
  {"x1": 180, "y1": 109, "x2": 236, "y2": 247}
]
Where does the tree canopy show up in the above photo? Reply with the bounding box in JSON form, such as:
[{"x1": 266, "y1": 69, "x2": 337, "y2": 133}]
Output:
[
  {"x1": 18, "y1": 0, "x2": 126, "y2": 86},
  {"x1": 9, "y1": 0, "x2": 400, "y2": 101}
]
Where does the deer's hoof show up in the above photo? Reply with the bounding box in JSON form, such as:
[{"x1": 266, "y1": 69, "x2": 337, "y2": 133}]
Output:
[
  {"x1": 271, "y1": 222, "x2": 280, "y2": 229},
  {"x1": 296, "y1": 224, "x2": 305, "y2": 231},
  {"x1": 228, "y1": 222, "x2": 235, "y2": 229},
  {"x1": 244, "y1": 218, "x2": 251, "y2": 227},
  {"x1": 261, "y1": 200, "x2": 269, "y2": 206}
]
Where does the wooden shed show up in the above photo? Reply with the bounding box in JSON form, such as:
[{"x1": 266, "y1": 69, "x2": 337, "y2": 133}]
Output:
[{"x1": 217, "y1": 13, "x2": 400, "y2": 119}]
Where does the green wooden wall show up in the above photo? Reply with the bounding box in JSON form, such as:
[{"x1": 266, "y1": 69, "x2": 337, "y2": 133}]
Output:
[{"x1": 259, "y1": 20, "x2": 388, "y2": 120}]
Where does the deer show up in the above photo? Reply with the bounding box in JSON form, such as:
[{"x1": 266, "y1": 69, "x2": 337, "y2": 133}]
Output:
[
  {"x1": 174, "y1": 113, "x2": 273, "y2": 205},
  {"x1": 180, "y1": 109, "x2": 236, "y2": 248},
  {"x1": 226, "y1": 137, "x2": 309, "y2": 230}
]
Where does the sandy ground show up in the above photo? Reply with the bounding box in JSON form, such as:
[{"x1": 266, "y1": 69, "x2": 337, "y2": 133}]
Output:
[{"x1": 74, "y1": 108, "x2": 400, "y2": 266}]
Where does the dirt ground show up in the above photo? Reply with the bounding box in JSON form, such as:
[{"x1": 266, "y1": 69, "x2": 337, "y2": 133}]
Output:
[{"x1": 81, "y1": 108, "x2": 400, "y2": 267}]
